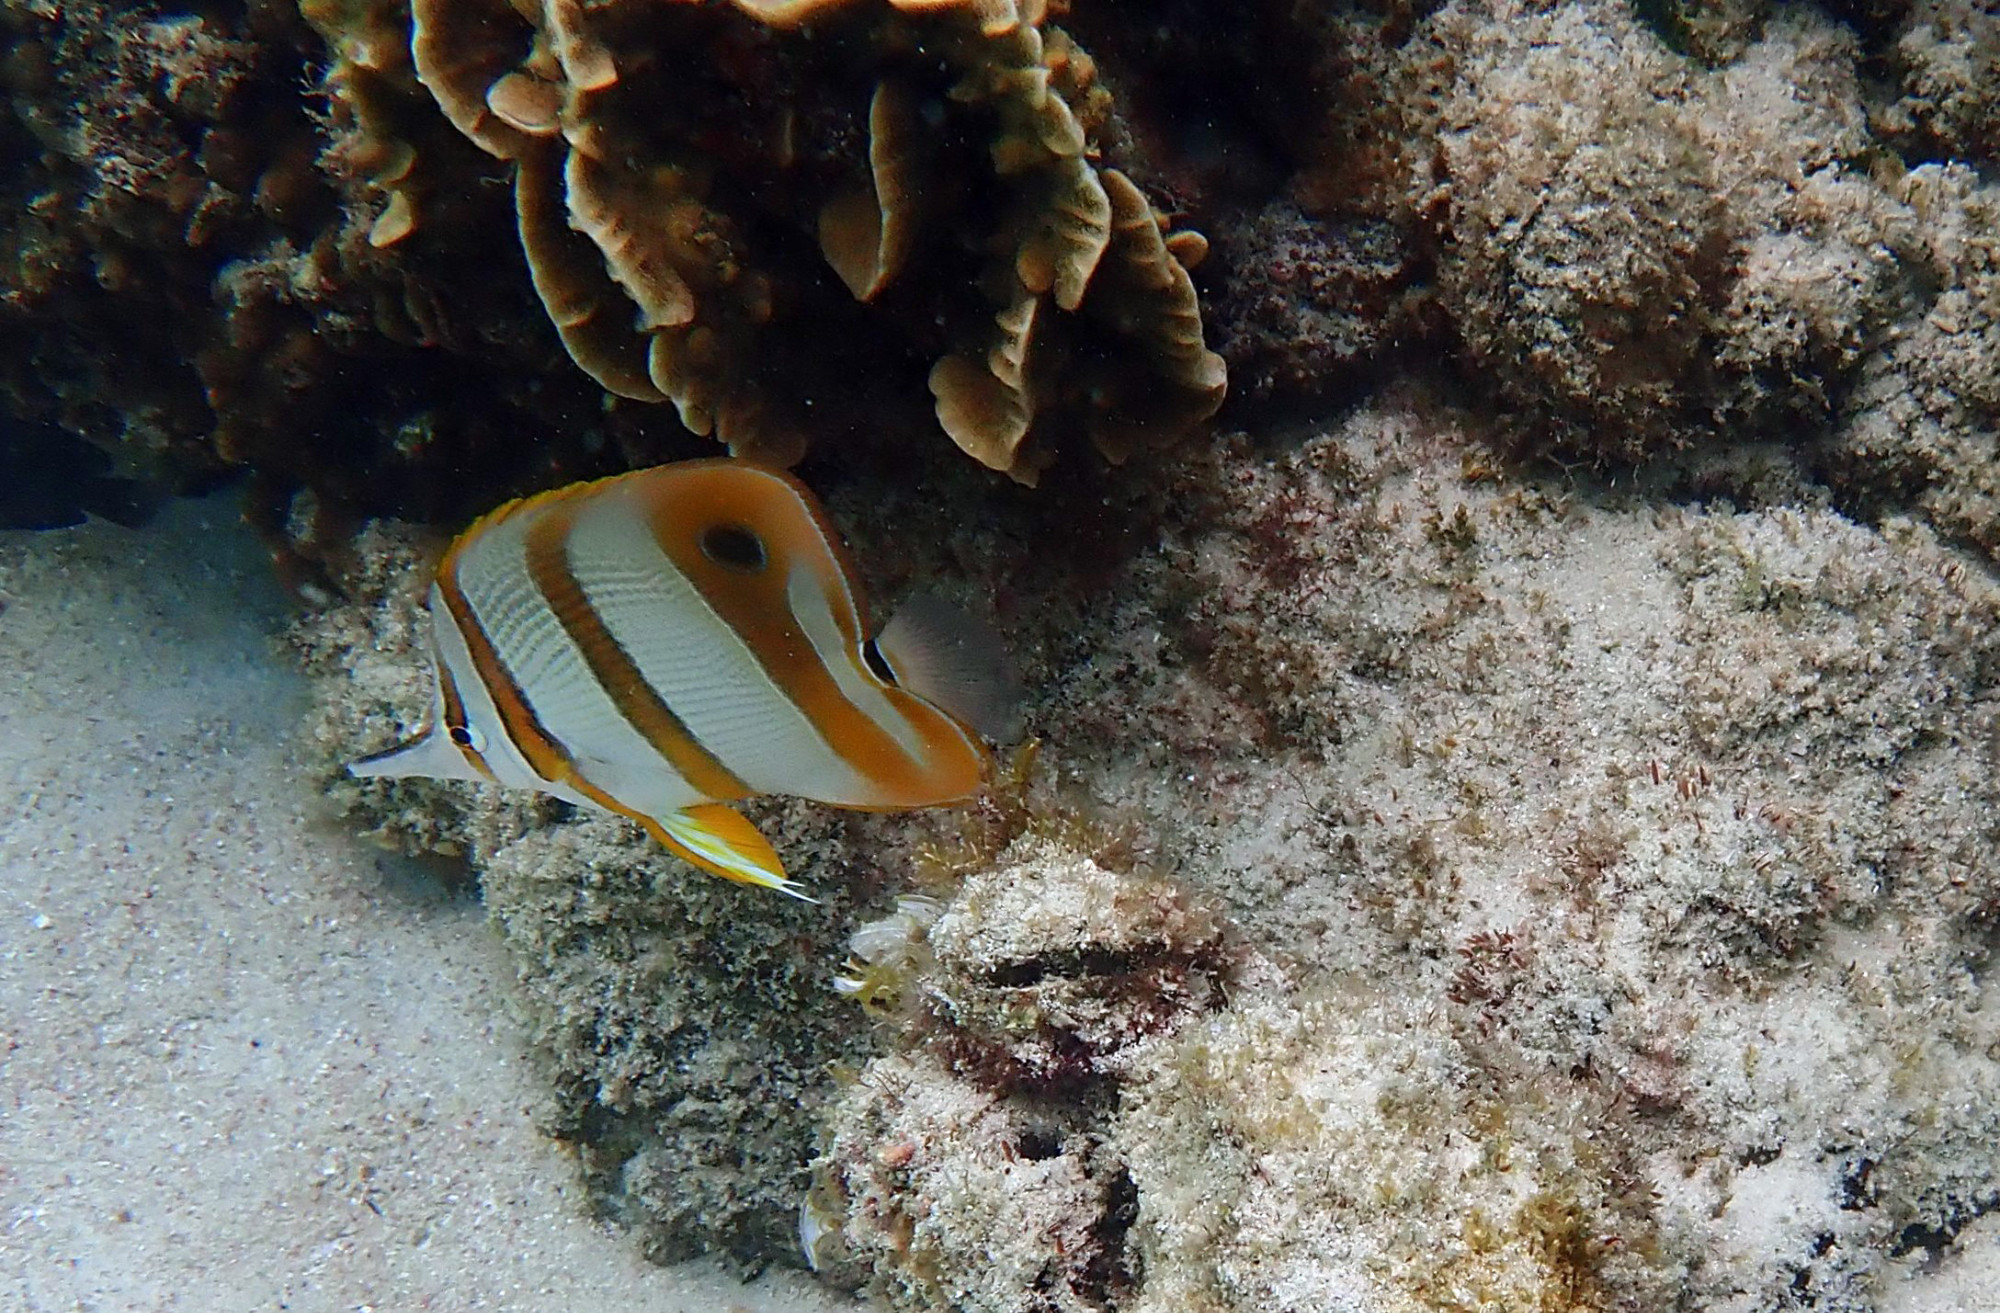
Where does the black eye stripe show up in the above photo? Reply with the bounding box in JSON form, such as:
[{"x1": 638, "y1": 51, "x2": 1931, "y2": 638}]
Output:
[
  {"x1": 862, "y1": 638, "x2": 897, "y2": 685},
  {"x1": 700, "y1": 523, "x2": 768, "y2": 572}
]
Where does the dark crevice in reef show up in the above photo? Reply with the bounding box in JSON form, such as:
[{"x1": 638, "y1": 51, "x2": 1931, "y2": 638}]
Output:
[
  {"x1": 1891, "y1": 1188, "x2": 2000, "y2": 1260},
  {"x1": 1082, "y1": 1165, "x2": 1143, "y2": 1309},
  {"x1": 986, "y1": 943, "x2": 1193, "y2": 988}
]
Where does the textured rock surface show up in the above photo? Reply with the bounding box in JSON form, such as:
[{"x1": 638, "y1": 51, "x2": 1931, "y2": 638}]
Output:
[
  {"x1": 303, "y1": 392, "x2": 2000, "y2": 1301},
  {"x1": 790, "y1": 399, "x2": 2000, "y2": 1309}
]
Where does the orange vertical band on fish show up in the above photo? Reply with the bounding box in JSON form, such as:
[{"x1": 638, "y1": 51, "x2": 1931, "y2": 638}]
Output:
[{"x1": 349, "y1": 459, "x2": 1021, "y2": 900}]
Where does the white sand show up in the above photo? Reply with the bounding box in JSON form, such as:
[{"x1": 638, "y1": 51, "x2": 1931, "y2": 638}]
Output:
[{"x1": 0, "y1": 498, "x2": 855, "y2": 1312}]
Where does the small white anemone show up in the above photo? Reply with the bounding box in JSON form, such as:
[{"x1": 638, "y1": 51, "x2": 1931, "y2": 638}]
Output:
[
  {"x1": 798, "y1": 1185, "x2": 844, "y2": 1272},
  {"x1": 831, "y1": 894, "x2": 943, "y2": 1000},
  {"x1": 848, "y1": 894, "x2": 943, "y2": 966}
]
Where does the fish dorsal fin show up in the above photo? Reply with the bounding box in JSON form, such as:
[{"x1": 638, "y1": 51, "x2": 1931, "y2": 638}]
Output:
[
  {"x1": 641, "y1": 803, "x2": 817, "y2": 902},
  {"x1": 348, "y1": 726, "x2": 486, "y2": 783},
  {"x1": 873, "y1": 593, "x2": 1023, "y2": 744}
]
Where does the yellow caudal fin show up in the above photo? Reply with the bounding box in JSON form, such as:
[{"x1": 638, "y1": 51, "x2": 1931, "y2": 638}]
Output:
[{"x1": 642, "y1": 804, "x2": 816, "y2": 903}]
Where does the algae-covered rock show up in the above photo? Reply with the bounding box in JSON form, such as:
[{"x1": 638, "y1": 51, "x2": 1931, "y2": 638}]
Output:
[
  {"x1": 1828, "y1": 163, "x2": 2000, "y2": 558},
  {"x1": 918, "y1": 838, "x2": 1232, "y2": 1092},
  {"x1": 812, "y1": 1050, "x2": 1131, "y2": 1313},
  {"x1": 808, "y1": 837, "x2": 1231, "y2": 1309},
  {"x1": 477, "y1": 812, "x2": 869, "y2": 1265},
  {"x1": 291, "y1": 329, "x2": 2000, "y2": 1310},
  {"x1": 1886, "y1": 0, "x2": 2000, "y2": 165},
  {"x1": 1430, "y1": 0, "x2": 1732, "y2": 462},
  {"x1": 996, "y1": 401, "x2": 2000, "y2": 1310},
  {"x1": 1408, "y1": 3, "x2": 1928, "y2": 463},
  {"x1": 1114, "y1": 985, "x2": 1682, "y2": 1313}
]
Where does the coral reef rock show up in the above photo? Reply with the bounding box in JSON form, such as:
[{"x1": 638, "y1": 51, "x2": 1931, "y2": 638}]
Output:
[
  {"x1": 811, "y1": 837, "x2": 1233, "y2": 1310},
  {"x1": 477, "y1": 811, "x2": 867, "y2": 1265},
  {"x1": 1411, "y1": 3, "x2": 1926, "y2": 462},
  {"x1": 812, "y1": 1051, "x2": 1134, "y2": 1312},
  {"x1": 992, "y1": 399, "x2": 2000, "y2": 1311},
  {"x1": 919, "y1": 838, "x2": 1233, "y2": 1093},
  {"x1": 1214, "y1": 0, "x2": 2000, "y2": 558},
  {"x1": 1829, "y1": 162, "x2": 2000, "y2": 558},
  {"x1": 275, "y1": 1, "x2": 2000, "y2": 1303},
  {"x1": 1885, "y1": 0, "x2": 2000, "y2": 165},
  {"x1": 1115, "y1": 984, "x2": 1681, "y2": 1313}
]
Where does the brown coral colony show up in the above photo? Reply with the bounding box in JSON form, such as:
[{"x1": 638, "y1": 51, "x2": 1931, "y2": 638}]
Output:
[{"x1": 387, "y1": 0, "x2": 1224, "y2": 481}]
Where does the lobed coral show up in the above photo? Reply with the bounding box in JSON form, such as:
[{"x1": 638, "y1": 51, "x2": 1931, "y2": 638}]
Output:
[
  {"x1": 0, "y1": 0, "x2": 1230, "y2": 582},
  {"x1": 0, "y1": 0, "x2": 678, "y2": 583},
  {"x1": 338, "y1": 0, "x2": 1228, "y2": 482}
]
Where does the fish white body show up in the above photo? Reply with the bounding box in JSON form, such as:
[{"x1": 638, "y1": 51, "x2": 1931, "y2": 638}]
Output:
[{"x1": 351, "y1": 460, "x2": 1014, "y2": 898}]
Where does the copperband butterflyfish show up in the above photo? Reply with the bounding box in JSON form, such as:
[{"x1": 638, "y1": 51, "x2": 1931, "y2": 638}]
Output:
[{"x1": 350, "y1": 460, "x2": 1019, "y2": 900}]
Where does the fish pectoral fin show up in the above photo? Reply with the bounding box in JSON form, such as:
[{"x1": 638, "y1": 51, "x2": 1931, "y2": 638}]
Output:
[
  {"x1": 874, "y1": 592, "x2": 1023, "y2": 744},
  {"x1": 644, "y1": 804, "x2": 816, "y2": 903}
]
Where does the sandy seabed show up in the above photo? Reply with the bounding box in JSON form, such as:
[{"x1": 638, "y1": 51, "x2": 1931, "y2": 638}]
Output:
[{"x1": 0, "y1": 496, "x2": 854, "y2": 1313}]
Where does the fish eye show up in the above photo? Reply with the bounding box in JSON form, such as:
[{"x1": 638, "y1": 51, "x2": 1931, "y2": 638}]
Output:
[
  {"x1": 861, "y1": 637, "x2": 898, "y2": 685},
  {"x1": 449, "y1": 723, "x2": 485, "y2": 752},
  {"x1": 700, "y1": 523, "x2": 767, "y2": 572}
]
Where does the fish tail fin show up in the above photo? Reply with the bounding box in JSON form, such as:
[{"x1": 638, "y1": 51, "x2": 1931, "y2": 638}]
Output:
[
  {"x1": 348, "y1": 728, "x2": 483, "y2": 783},
  {"x1": 645, "y1": 803, "x2": 817, "y2": 903}
]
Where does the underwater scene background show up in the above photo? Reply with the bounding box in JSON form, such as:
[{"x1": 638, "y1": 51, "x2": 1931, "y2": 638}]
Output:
[{"x1": 3, "y1": 0, "x2": 2000, "y2": 1310}]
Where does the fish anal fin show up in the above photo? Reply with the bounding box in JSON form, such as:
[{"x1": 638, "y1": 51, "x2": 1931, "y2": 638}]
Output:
[{"x1": 643, "y1": 803, "x2": 816, "y2": 902}]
